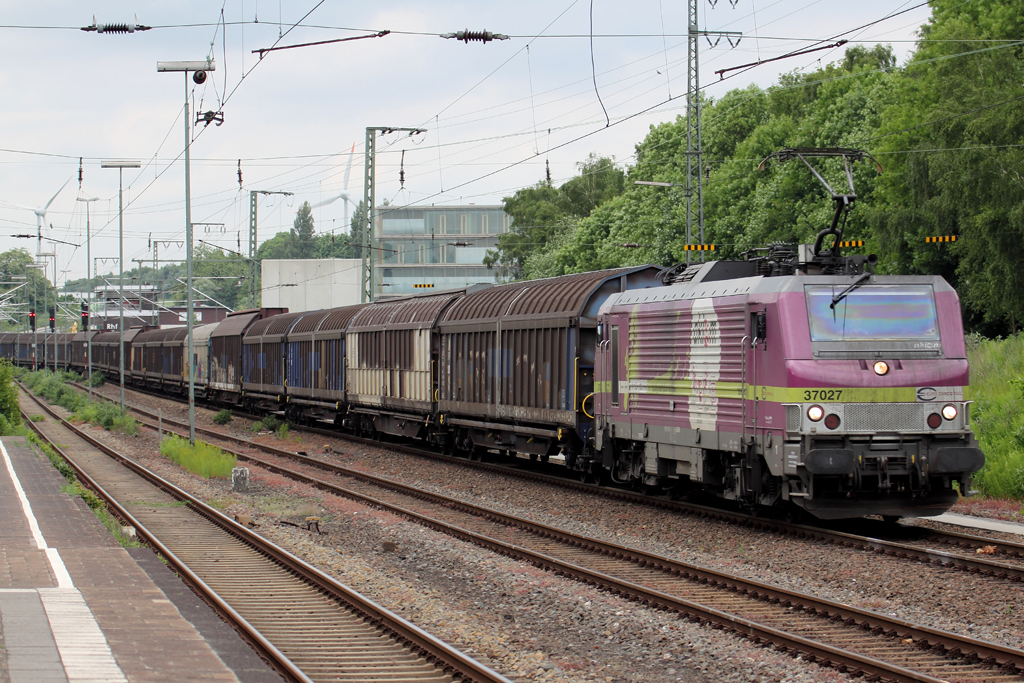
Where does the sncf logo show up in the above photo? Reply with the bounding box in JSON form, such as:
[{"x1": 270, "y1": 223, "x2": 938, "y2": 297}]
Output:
[{"x1": 691, "y1": 313, "x2": 720, "y2": 347}]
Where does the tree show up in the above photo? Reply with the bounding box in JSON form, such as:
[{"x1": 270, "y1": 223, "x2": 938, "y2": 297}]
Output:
[
  {"x1": 0, "y1": 248, "x2": 55, "y2": 330},
  {"x1": 485, "y1": 155, "x2": 626, "y2": 280},
  {"x1": 257, "y1": 231, "x2": 293, "y2": 260},
  {"x1": 290, "y1": 201, "x2": 316, "y2": 259}
]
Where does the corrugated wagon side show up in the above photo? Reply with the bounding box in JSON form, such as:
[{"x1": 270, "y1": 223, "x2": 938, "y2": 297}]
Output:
[
  {"x1": 285, "y1": 304, "x2": 365, "y2": 423},
  {"x1": 208, "y1": 308, "x2": 284, "y2": 404},
  {"x1": 70, "y1": 331, "x2": 96, "y2": 371},
  {"x1": 436, "y1": 266, "x2": 662, "y2": 459},
  {"x1": 346, "y1": 291, "x2": 469, "y2": 439},
  {"x1": 241, "y1": 311, "x2": 308, "y2": 412}
]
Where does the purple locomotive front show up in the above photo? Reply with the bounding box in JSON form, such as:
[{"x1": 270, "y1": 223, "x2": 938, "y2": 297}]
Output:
[{"x1": 593, "y1": 259, "x2": 983, "y2": 520}]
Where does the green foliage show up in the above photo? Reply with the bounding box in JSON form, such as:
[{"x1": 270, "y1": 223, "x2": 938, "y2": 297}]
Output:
[
  {"x1": 0, "y1": 249, "x2": 56, "y2": 331},
  {"x1": 485, "y1": 154, "x2": 626, "y2": 280},
  {"x1": 252, "y1": 414, "x2": 283, "y2": 433},
  {"x1": 61, "y1": 483, "x2": 141, "y2": 548},
  {"x1": 212, "y1": 409, "x2": 234, "y2": 425},
  {"x1": 159, "y1": 435, "x2": 236, "y2": 479},
  {"x1": 29, "y1": 414, "x2": 45, "y2": 422},
  {"x1": 88, "y1": 371, "x2": 105, "y2": 387},
  {"x1": 73, "y1": 401, "x2": 138, "y2": 435},
  {"x1": 484, "y1": 3, "x2": 1024, "y2": 333},
  {"x1": 276, "y1": 423, "x2": 299, "y2": 442},
  {"x1": 22, "y1": 370, "x2": 87, "y2": 413},
  {"x1": 291, "y1": 201, "x2": 316, "y2": 258},
  {"x1": 0, "y1": 359, "x2": 20, "y2": 428},
  {"x1": 966, "y1": 334, "x2": 1024, "y2": 498},
  {"x1": 162, "y1": 244, "x2": 249, "y2": 313}
]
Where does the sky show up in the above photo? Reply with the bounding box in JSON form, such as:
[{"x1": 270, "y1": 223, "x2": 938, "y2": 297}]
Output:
[{"x1": 0, "y1": 0, "x2": 935, "y2": 285}]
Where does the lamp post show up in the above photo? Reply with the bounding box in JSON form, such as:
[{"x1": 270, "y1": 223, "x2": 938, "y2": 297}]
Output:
[
  {"x1": 101, "y1": 160, "x2": 141, "y2": 414},
  {"x1": 77, "y1": 196, "x2": 99, "y2": 403},
  {"x1": 158, "y1": 58, "x2": 215, "y2": 446},
  {"x1": 634, "y1": 180, "x2": 704, "y2": 264}
]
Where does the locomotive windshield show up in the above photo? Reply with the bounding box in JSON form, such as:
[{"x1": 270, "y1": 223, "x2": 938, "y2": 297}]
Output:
[{"x1": 805, "y1": 284, "x2": 940, "y2": 341}]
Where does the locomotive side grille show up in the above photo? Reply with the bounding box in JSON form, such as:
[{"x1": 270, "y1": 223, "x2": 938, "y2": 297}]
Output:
[
  {"x1": 786, "y1": 405, "x2": 801, "y2": 432},
  {"x1": 845, "y1": 403, "x2": 924, "y2": 432}
]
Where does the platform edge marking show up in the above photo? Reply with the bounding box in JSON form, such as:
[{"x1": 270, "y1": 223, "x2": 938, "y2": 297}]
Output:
[{"x1": 39, "y1": 588, "x2": 128, "y2": 683}]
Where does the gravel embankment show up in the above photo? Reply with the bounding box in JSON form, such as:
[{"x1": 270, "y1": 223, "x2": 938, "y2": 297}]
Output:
[{"x1": 56, "y1": 383, "x2": 1024, "y2": 678}]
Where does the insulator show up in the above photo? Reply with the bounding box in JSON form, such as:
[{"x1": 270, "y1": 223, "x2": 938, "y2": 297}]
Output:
[
  {"x1": 441, "y1": 29, "x2": 509, "y2": 43},
  {"x1": 97, "y1": 23, "x2": 134, "y2": 34}
]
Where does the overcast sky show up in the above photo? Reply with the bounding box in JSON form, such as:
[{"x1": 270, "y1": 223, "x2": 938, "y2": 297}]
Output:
[{"x1": 0, "y1": 0, "x2": 933, "y2": 284}]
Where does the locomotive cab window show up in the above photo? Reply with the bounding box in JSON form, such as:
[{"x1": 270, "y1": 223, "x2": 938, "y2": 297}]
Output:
[{"x1": 805, "y1": 284, "x2": 940, "y2": 341}]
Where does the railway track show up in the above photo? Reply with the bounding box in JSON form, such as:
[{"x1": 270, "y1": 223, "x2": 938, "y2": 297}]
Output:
[
  {"x1": 18, "y1": 384, "x2": 511, "y2": 683},
  {"x1": 56, "y1": 384, "x2": 1024, "y2": 683},
  {"x1": 81, "y1": 380, "x2": 1024, "y2": 584}
]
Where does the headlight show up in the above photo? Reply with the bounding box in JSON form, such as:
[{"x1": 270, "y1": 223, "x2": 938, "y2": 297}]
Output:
[
  {"x1": 807, "y1": 405, "x2": 824, "y2": 422},
  {"x1": 873, "y1": 361, "x2": 889, "y2": 376},
  {"x1": 942, "y1": 404, "x2": 958, "y2": 421}
]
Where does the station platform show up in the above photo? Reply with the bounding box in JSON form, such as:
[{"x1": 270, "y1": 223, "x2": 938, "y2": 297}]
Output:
[
  {"x1": 929, "y1": 511, "x2": 1024, "y2": 537},
  {"x1": 0, "y1": 435, "x2": 281, "y2": 683}
]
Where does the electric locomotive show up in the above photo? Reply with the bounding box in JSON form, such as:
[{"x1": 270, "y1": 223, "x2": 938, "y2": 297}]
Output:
[{"x1": 586, "y1": 148, "x2": 983, "y2": 519}]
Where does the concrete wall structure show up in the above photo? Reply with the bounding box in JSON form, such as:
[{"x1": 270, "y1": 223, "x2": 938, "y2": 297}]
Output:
[{"x1": 261, "y1": 259, "x2": 361, "y2": 313}]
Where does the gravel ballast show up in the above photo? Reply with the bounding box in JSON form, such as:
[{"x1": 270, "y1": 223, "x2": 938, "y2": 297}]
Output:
[{"x1": 50, "y1": 382, "x2": 1024, "y2": 680}]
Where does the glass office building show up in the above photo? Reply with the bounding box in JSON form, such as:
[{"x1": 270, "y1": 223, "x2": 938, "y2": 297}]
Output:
[{"x1": 376, "y1": 205, "x2": 510, "y2": 296}]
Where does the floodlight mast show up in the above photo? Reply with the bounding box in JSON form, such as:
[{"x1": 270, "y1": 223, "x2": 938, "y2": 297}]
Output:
[{"x1": 157, "y1": 58, "x2": 215, "y2": 446}]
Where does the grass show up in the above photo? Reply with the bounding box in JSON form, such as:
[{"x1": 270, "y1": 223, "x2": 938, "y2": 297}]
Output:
[
  {"x1": 22, "y1": 370, "x2": 138, "y2": 435},
  {"x1": 72, "y1": 401, "x2": 138, "y2": 435},
  {"x1": 29, "y1": 414, "x2": 45, "y2": 422},
  {"x1": 251, "y1": 414, "x2": 284, "y2": 433},
  {"x1": 159, "y1": 434, "x2": 237, "y2": 479},
  {"x1": 61, "y1": 482, "x2": 142, "y2": 548},
  {"x1": 967, "y1": 333, "x2": 1024, "y2": 499},
  {"x1": 88, "y1": 371, "x2": 105, "y2": 387},
  {"x1": 212, "y1": 409, "x2": 233, "y2": 426},
  {"x1": 22, "y1": 370, "x2": 87, "y2": 413},
  {"x1": 5, "y1": 367, "x2": 138, "y2": 548}
]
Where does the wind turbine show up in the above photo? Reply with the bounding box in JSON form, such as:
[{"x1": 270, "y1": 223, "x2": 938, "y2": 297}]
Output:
[
  {"x1": 312, "y1": 143, "x2": 356, "y2": 230},
  {"x1": 13, "y1": 179, "x2": 71, "y2": 259}
]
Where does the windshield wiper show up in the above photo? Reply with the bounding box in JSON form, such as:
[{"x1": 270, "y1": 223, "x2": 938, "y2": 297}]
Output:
[{"x1": 830, "y1": 272, "x2": 870, "y2": 310}]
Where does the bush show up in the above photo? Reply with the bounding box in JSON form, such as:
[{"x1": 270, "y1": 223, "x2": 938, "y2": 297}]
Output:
[
  {"x1": 22, "y1": 370, "x2": 86, "y2": 413},
  {"x1": 0, "y1": 360, "x2": 19, "y2": 428},
  {"x1": 251, "y1": 414, "x2": 283, "y2": 433},
  {"x1": 73, "y1": 401, "x2": 138, "y2": 435},
  {"x1": 159, "y1": 435, "x2": 237, "y2": 478},
  {"x1": 967, "y1": 334, "x2": 1024, "y2": 498},
  {"x1": 212, "y1": 409, "x2": 233, "y2": 426},
  {"x1": 88, "y1": 371, "x2": 105, "y2": 387}
]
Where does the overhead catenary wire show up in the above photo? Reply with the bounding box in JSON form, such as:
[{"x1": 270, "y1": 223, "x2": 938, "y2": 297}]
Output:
[{"x1": 6, "y1": 2, "x2": 1013, "y2": 284}]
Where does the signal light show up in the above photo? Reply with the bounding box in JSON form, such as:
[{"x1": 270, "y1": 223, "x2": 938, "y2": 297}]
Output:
[
  {"x1": 48, "y1": 308, "x2": 55, "y2": 332},
  {"x1": 824, "y1": 413, "x2": 841, "y2": 430},
  {"x1": 927, "y1": 413, "x2": 942, "y2": 429},
  {"x1": 29, "y1": 309, "x2": 36, "y2": 331},
  {"x1": 81, "y1": 301, "x2": 89, "y2": 330}
]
